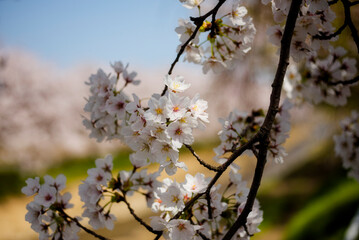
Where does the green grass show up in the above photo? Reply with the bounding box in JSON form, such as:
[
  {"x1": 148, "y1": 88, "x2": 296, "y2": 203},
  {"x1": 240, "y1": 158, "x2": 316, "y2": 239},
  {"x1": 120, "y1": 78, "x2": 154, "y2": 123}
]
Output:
[
  {"x1": 0, "y1": 167, "x2": 24, "y2": 201},
  {"x1": 46, "y1": 150, "x2": 133, "y2": 182},
  {"x1": 284, "y1": 180, "x2": 359, "y2": 240}
]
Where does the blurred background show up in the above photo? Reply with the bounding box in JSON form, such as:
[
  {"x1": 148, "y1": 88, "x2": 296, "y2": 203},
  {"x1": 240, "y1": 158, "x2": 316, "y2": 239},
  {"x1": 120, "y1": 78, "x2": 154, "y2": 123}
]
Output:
[{"x1": 0, "y1": 0, "x2": 358, "y2": 239}]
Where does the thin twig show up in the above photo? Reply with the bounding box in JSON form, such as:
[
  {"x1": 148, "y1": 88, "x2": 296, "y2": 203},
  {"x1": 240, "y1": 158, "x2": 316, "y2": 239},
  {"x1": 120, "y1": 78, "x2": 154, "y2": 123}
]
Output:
[
  {"x1": 315, "y1": 0, "x2": 359, "y2": 53},
  {"x1": 209, "y1": 0, "x2": 226, "y2": 37},
  {"x1": 327, "y1": 75, "x2": 359, "y2": 85},
  {"x1": 244, "y1": 224, "x2": 254, "y2": 237},
  {"x1": 154, "y1": 191, "x2": 206, "y2": 239},
  {"x1": 123, "y1": 196, "x2": 161, "y2": 235},
  {"x1": 185, "y1": 144, "x2": 220, "y2": 172},
  {"x1": 342, "y1": 0, "x2": 359, "y2": 52},
  {"x1": 161, "y1": 0, "x2": 228, "y2": 96},
  {"x1": 199, "y1": 231, "x2": 211, "y2": 240},
  {"x1": 60, "y1": 210, "x2": 110, "y2": 240},
  {"x1": 313, "y1": 22, "x2": 347, "y2": 40}
]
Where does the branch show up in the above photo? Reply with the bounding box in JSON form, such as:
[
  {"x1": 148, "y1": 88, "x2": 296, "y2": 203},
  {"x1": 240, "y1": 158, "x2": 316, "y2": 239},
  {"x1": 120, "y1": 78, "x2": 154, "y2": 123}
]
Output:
[
  {"x1": 222, "y1": 0, "x2": 303, "y2": 238},
  {"x1": 156, "y1": 0, "x2": 301, "y2": 238},
  {"x1": 327, "y1": 75, "x2": 359, "y2": 85},
  {"x1": 153, "y1": 113, "x2": 269, "y2": 240},
  {"x1": 59, "y1": 210, "x2": 111, "y2": 240},
  {"x1": 313, "y1": 22, "x2": 347, "y2": 40},
  {"x1": 199, "y1": 231, "x2": 211, "y2": 240},
  {"x1": 123, "y1": 195, "x2": 162, "y2": 235},
  {"x1": 185, "y1": 144, "x2": 220, "y2": 172},
  {"x1": 244, "y1": 224, "x2": 254, "y2": 237},
  {"x1": 154, "y1": 192, "x2": 205, "y2": 239},
  {"x1": 172, "y1": 0, "x2": 226, "y2": 74},
  {"x1": 206, "y1": 191, "x2": 213, "y2": 219},
  {"x1": 342, "y1": 0, "x2": 359, "y2": 52},
  {"x1": 209, "y1": 0, "x2": 226, "y2": 37},
  {"x1": 161, "y1": 0, "x2": 228, "y2": 96},
  {"x1": 315, "y1": 0, "x2": 359, "y2": 52},
  {"x1": 222, "y1": 139, "x2": 269, "y2": 239}
]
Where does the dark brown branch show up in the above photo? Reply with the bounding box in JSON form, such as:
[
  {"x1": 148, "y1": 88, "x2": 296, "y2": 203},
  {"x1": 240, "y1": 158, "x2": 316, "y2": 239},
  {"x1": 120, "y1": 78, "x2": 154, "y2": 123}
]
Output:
[
  {"x1": 327, "y1": 75, "x2": 359, "y2": 85},
  {"x1": 154, "y1": 192, "x2": 205, "y2": 239},
  {"x1": 222, "y1": 139, "x2": 269, "y2": 239},
  {"x1": 154, "y1": 233, "x2": 162, "y2": 240},
  {"x1": 59, "y1": 210, "x2": 110, "y2": 240},
  {"x1": 189, "y1": 218, "x2": 211, "y2": 240},
  {"x1": 342, "y1": 0, "x2": 359, "y2": 52},
  {"x1": 251, "y1": 146, "x2": 259, "y2": 158},
  {"x1": 244, "y1": 224, "x2": 254, "y2": 237},
  {"x1": 206, "y1": 191, "x2": 213, "y2": 219},
  {"x1": 314, "y1": 22, "x2": 347, "y2": 40},
  {"x1": 185, "y1": 144, "x2": 220, "y2": 171},
  {"x1": 157, "y1": 0, "x2": 301, "y2": 239},
  {"x1": 315, "y1": 0, "x2": 359, "y2": 51},
  {"x1": 123, "y1": 196, "x2": 161, "y2": 235},
  {"x1": 153, "y1": 103, "x2": 273, "y2": 239},
  {"x1": 199, "y1": 231, "x2": 211, "y2": 240},
  {"x1": 222, "y1": 0, "x2": 303, "y2": 238},
  {"x1": 161, "y1": 0, "x2": 228, "y2": 96},
  {"x1": 209, "y1": 0, "x2": 226, "y2": 37}
]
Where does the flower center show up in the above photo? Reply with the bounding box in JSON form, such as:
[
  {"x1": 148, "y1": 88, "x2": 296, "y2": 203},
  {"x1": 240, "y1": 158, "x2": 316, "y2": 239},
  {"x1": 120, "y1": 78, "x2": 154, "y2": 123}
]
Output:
[
  {"x1": 175, "y1": 128, "x2": 183, "y2": 135},
  {"x1": 155, "y1": 108, "x2": 163, "y2": 115},
  {"x1": 177, "y1": 223, "x2": 186, "y2": 231}
]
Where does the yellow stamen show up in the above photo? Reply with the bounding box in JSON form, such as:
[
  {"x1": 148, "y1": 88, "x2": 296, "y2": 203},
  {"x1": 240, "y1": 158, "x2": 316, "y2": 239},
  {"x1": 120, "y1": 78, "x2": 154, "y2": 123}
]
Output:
[{"x1": 155, "y1": 108, "x2": 163, "y2": 115}]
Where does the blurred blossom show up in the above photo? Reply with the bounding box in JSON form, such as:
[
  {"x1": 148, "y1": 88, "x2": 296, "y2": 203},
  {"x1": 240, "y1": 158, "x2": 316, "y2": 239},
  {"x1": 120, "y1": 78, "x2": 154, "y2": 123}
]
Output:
[{"x1": 0, "y1": 49, "x2": 109, "y2": 170}]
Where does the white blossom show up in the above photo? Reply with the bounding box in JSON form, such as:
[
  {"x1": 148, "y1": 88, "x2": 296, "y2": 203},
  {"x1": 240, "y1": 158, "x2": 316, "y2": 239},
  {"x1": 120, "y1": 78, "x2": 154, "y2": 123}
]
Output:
[
  {"x1": 164, "y1": 75, "x2": 191, "y2": 93},
  {"x1": 34, "y1": 185, "x2": 57, "y2": 207},
  {"x1": 22, "y1": 177, "x2": 40, "y2": 196}
]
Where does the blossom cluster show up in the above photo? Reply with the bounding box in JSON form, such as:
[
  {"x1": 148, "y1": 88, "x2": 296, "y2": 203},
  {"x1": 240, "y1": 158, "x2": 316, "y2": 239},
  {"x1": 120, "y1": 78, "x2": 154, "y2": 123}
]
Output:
[
  {"x1": 150, "y1": 171, "x2": 263, "y2": 240},
  {"x1": 265, "y1": 0, "x2": 336, "y2": 61},
  {"x1": 264, "y1": 0, "x2": 358, "y2": 107},
  {"x1": 82, "y1": 62, "x2": 137, "y2": 142},
  {"x1": 78, "y1": 155, "x2": 117, "y2": 230},
  {"x1": 284, "y1": 47, "x2": 357, "y2": 106},
  {"x1": 80, "y1": 60, "x2": 264, "y2": 239},
  {"x1": 22, "y1": 0, "x2": 358, "y2": 238},
  {"x1": 23, "y1": 151, "x2": 263, "y2": 240},
  {"x1": 268, "y1": 99, "x2": 292, "y2": 163},
  {"x1": 22, "y1": 175, "x2": 80, "y2": 240},
  {"x1": 78, "y1": 154, "x2": 164, "y2": 230},
  {"x1": 84, "y1": 62, "x2": 209, "y2": 175},
  {"x1": 214, "y1": 99, "x2": 292, "y2": 164},
  {"x1": 334, "y1": 111, "x2": 359, "y2": 182},
  {"x1": 176, "y1": 0, "x2": 256, "y2": 73}
]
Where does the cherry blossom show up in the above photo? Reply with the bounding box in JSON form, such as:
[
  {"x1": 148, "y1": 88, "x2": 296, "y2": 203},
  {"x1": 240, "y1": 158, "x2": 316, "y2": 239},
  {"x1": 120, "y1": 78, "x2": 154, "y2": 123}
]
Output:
[
  {"x1": 22, "y1": 177, "x2": 40, "y2": 196},
  {"x1": 164, "y1": 75, "x2": 191, "y2": 93},
  {"x1": 334, "y1": 111, "x2": 359, "y2": 181},
  {"x1": 22, "y1": 0, "x2": 359, "y2": 239}
]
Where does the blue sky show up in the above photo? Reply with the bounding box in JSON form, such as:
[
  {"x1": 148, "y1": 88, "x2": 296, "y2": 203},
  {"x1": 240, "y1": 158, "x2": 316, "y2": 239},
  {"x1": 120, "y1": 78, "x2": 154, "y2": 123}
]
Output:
[{"x1": 0, "y1": 0, "x2": 191, "y2": 68}]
